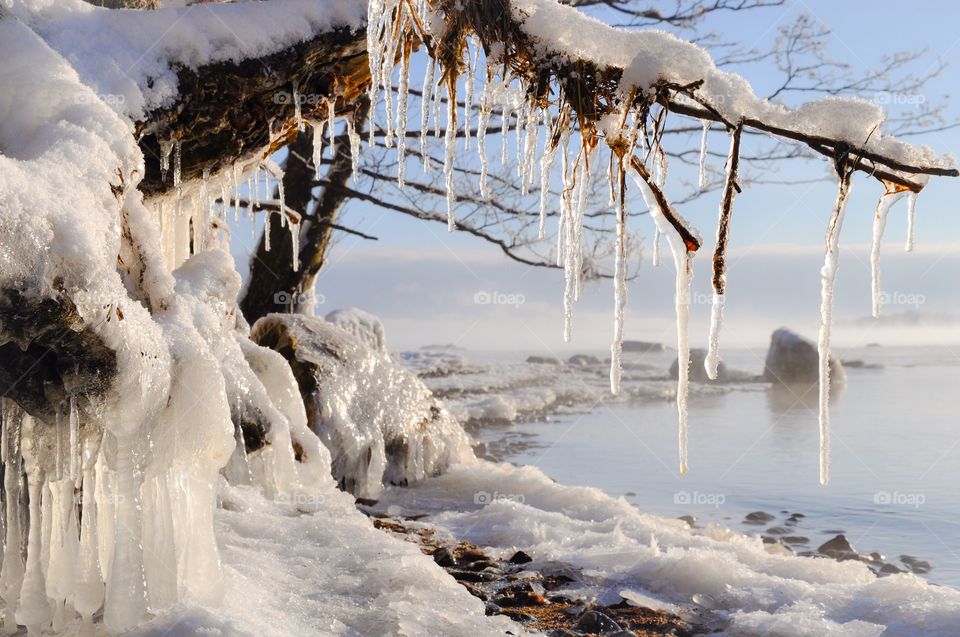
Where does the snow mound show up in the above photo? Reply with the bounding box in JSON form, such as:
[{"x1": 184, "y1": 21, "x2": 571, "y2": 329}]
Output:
[
  {"x1": 325, "y1": 307, "x2": 388, "y2": 354},
  {"x1": 251, "y1": 314, "x2": 474, "y2": 498},
  {"x1": 376, "y1": 461, "x2": 960, "y2": 637}
]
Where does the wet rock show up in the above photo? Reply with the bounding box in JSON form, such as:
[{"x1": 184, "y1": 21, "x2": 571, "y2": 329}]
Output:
[
  {"x1": 509, "y1": 550, "x2": 533, "y2": 565},
  {"x1": 669, "y1": 348, "x2": 728, "y2": 383},
  {"x1": 900, "y1": 555, "x2": 932, "y2": 574},
  {"x1": 493, "y1": 581, "x2": 547, "y2": 607},
  {"x1": 527, "y1": 355, "x2": 562, "y2": 365},
  {"x1": 433, "y1": 546, "x2": 455, "y2": 567},
  {"x1": 764, "y1": 328, "x2": 844, "y2": 385},
  {"x1": 678, "y1": 515, "x2": 696, "y2": 527},
  {"x1": 744, "y1": 511, "x2": 775, "y2": 525},
  {"x1": 576, "y1": 610, "x2": 623, "y2": 634},
  {"x1": 781, "y1": 536, "x2": 810, "y2": 545},
  {"x1": 818, "y1": 535, "x2": 859, "y2": 561},
  {"x1": 766, "y1": 526, "x2": 789, "y2": 535},
  {"x1": 879, "y1": 563, "x2": 904, "y2": 574},
  {"x1": 450, "y1": 569, "x2": 500, "y2": 583},
  {"x1": 568, "y1": 354, "x2": 602, "y2": 366}
]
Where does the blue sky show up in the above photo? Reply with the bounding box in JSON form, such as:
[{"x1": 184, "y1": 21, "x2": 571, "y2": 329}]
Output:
[{"x1": 231, "y1": 0, "x2": 960, "y2": 353}]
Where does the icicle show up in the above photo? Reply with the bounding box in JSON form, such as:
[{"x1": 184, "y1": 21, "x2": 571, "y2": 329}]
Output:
[
  {"x1": 199, "y1": 166, "x2": 211, "y2": 252},
  {"x1": 705, "y1": 124, "x2": 741, "y2": 380},
  {"x1": 522, "y1": 109, "x2": 539, "y2": 196},
  {"x1": 500, "y1": 104, "x2": 512, "y2": 168},
  {"x1": 444, "y1": 83, "x2": 457, "y2": 231},
  {"x1": 327, "y1": 99, "x2": 337, "y2": 160},
  {"x1": 46, "y1": 476, "x2": 79, "y2": 634},
  {"x1": 433, "y1": 73, "x2": 442, "y2": 138},
  {"x1": 871, "y1": 188, "x2": 907, "y2": 317},
  {"x1": 464, "y1": 36, "x2": 479, "y2": 151},
  {"x1": 560, "y1": 136, "x2": 576, "y2": 341},
  {"x1": 160, "y1": 139, "x2": 173, "y2": 183},
  {"x1": 0, "y1": 401, "x2": 24, "y2": 635},
  {"x1": 817, "y1": 173, "x2": 853, "y2": 486},
  {"x1": 172, "y1": 139, "x2": 182, "y2": 188},
  {"x1": 610, "y1": 163, "x2": 627, "y2": 395},
  {"x1": 652, "y1": 229, "x2": 661, "y2": 266},
  {"x1": 103, "y1": 436, "x2": 148, "y2": 632},
  {"x1": 290, "y1": 219, "x2": 300, "y2": 272},
  {"x1": 311, "y1": 121, "x2": 325, "y2": 180},
  {"x1": 698, "y1": 122, "x2": 709, "y2": 192},
  {"x1": 17, "y1": 415, "x2": 52, "y2": 636},
  {"x1": 75, "y1": 437, "x2": 103, "y2": 637},
  {"x1": 421, "y1": 58, "x2": 436, "y2": 173},
  {"x1": 539, "y1": 140, "x2": 558, "y2": 240},
  {"x1": 396, "y1": 46, "x2": 410, "y2": 187},
  {"x1": 231, "y1": 163, "x2": 241, "y2": 223},
  {"x1": 347, "y1": 114, "x2": 361, "y2": 181},
  {"x1": 515, "y1": 103, "x2": 527, "y2": 179},
  {"x1": 478, "y1": 75, "x2": 492, "y2": 198},
  {"x1": 293, "y1": 80, "x2": 303, "y2": 131},
  {"x1": 904, "y1": 190, "x2": 918, "y2": 252},
  {"x1": 632, "y1": 172, "x2": 695, "y2": 475}
]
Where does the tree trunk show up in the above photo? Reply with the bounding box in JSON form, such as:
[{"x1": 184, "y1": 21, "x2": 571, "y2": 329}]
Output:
[{"x1": 240, "y1": 97, "x2": 370, "y2": 325}]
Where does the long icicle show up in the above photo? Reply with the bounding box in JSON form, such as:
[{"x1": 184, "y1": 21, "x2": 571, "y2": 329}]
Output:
[
  {"x1": 698, "y1": 122, "x2": 709, "y2": 192},
  {"x1": 396, "y1": 42, "x2": 410, "y2": 187},
  {"x1": 610, "y1": 159, "x2": 628, "y2": 394},
  {"x1": 705, "y1": 123, "x2": 742, "y2": 379},
  {"x1": 904, "y1": 191, "x2": 919, "y2": 252},
  {"x1": 871, "y1": 185, "x2": 908, "y2": 317},
  {"x1": 818, "y1": 164, "x2": 854, "y2": 486},
  {"x1": 444, "y1": 80, "x2": 457, "y2": 231},
  {"x1": 421, "y1": 58, "x2": 436, "y2": 173}
]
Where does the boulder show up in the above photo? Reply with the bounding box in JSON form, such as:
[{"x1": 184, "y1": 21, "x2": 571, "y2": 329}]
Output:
[
  {"x1": 763, "y1": 328, "x2": 844, "y2": 385},
  {"x1": 251, "y1": 313, "x2": 472, "y2": 497},
  {"x1": 567, "y1": 354, "x2": 602, "y2": 366},
  {"x1": 526, "y1": 355, "x2": 562, "y2": 365},
  {"x1": 622, "y1": 340, "x2": 665, "y2": 353},
  {"x1": 669, "y1": 349, "x2": 727, "y2": 383}
]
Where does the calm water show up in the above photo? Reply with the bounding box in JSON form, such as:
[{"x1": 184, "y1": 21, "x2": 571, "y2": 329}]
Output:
[{"x1": 480, "y1": 345, "x2": 960, "y2": 588}]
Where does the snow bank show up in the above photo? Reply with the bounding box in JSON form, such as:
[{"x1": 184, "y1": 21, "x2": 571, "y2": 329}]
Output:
[
  {"x1": 377, "y1": 461, "x2": 960, "y2": 636},
  {"x1": 251, "y1": 314, "x2": 474, "y2": 498},
  {"x1": 14, "y1": 0, "x2": 366, "y2": 120},
  {"x1": 325, "y1": 307, "x2": 388, "y2": 354}
]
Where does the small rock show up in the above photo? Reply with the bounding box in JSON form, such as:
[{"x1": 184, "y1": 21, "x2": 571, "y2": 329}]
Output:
[
  {"x1": 900, "y1": 555, "x2": 932, "y2": 574},
  {"x1": 509, "y1": 550, "x2": 533, "y2": 565},
  {"x1": 669, "y1": 348, "x2": 728, "y2": 383},
  {"x1": 744, "y1": 511, "x2": 775, "y2": 525},
  {"x1": 678, "y1": 515, "x2": 696, "y2": 527},
  {"x1": 766, "y1": 526, "x2": 789, "y2": 535},
  {"x1": 764, "y1": 328, "x2": 844, "y2": 384},
  {"x1": 879, "y1": 563, "x2": 904, "y2": 574},
  {"x1": 818, "y1": 535, "x2": 859, "y2": 561},
  {"x1": 781, "y1": 536, "x2": 810, "y2": 545},
  {"x1": 526, "y1": 355, "x2": 561, "y2": 365},
  {"x1": 576, "y1": 610, "x2": 622, "y2": 634},
  {"x1": 568, "y1": 354, "x2": 602, "y2": 366}
]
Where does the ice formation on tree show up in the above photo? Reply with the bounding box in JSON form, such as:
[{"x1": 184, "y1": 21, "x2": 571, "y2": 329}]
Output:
[{"x1": 365, "y1": 0, "x2": 954, "y2": 478}]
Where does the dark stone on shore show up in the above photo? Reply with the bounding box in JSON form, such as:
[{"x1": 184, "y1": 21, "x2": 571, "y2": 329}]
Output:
[
  {"x1": 450, "y1": 569, "x2": 500, "y2": 583},
  {"x1": 766, "y1": 526, "x2": 788, "y2": 535},
  {"x1": 818, "y1": 534, "x2": 859, "y2": 561},
  {"x1": 669, "y1": 348, "x2": 728, "y2": 383},
  {"x1": 509, "y1": 550, "x2": 533, "y2": 564},
  {"x1": 576, "y1": 610, "x2": 623, "y2": 634},
  {"x1": 900, "y1": 555, "x2": 932, "y2": 574},
  {"x1": 744, "y1": 511, "x2": 775, "y2": 524},
  {"x1": 880, "y1": 563, "x2": 904, "y2": 574},
  {"x1": 527, "y1": 355, "x2": 562, "y2": 365},
  {"x1": 622, "y1": 340, "x2": 665, "y2": 353},
  {"x1": 433, "y1": 546, "x2": 455, "y2": 567},
  {"x1": 568, "y1": 354, "x2": 602, "y2": 366},
  {"x1": 678, "y1": 515, "x2": 696, "y2": 527},
  {"x1": 763, "y1": 328, "x2": 844, "y2": 384},
  {"x1": 782, "y1": 536, "x2": 810, "y2": 545}
]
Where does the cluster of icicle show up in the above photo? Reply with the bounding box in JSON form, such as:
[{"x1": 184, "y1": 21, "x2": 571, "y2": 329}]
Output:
[{"x1": 366, "y1": 0, "x2": 929, "y2": 481}]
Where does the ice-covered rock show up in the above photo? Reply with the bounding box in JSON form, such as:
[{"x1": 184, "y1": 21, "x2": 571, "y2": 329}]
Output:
[
  {"x1": 325, "y1": 307, "x2": 388, "y2": 354},
  {"x1": 251, "y1": 313, "x2": 473, "y2": 497},
  {"x1": 764, "y1": 328, "x2": 845, "y2": 385}
]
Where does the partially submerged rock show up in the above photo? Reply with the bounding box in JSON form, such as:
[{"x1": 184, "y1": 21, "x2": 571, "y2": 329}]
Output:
[
  {"x1": 763, "y1": 328, "x2": 844, "y2": 385},
  {"x1": 251, "y1": 313, "x2": 472, "y2": 497},
  {"x1": 669, "y1": 348, "x2": 727, "y2": 383}
]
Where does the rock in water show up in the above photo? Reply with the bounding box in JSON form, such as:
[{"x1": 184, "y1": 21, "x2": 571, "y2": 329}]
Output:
[
  {"x1": 669, "y1": 348, "x2": 727, "y2": 382},
  {"x1": 763, "y1": 328, "x2": 844, "y2": 384},
  {"x1": 251, "y1": 313, "x2": 473, "y2": 497},
  {"x1": 817, "y1": 535, "x2": 859, "y2": 561}
]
